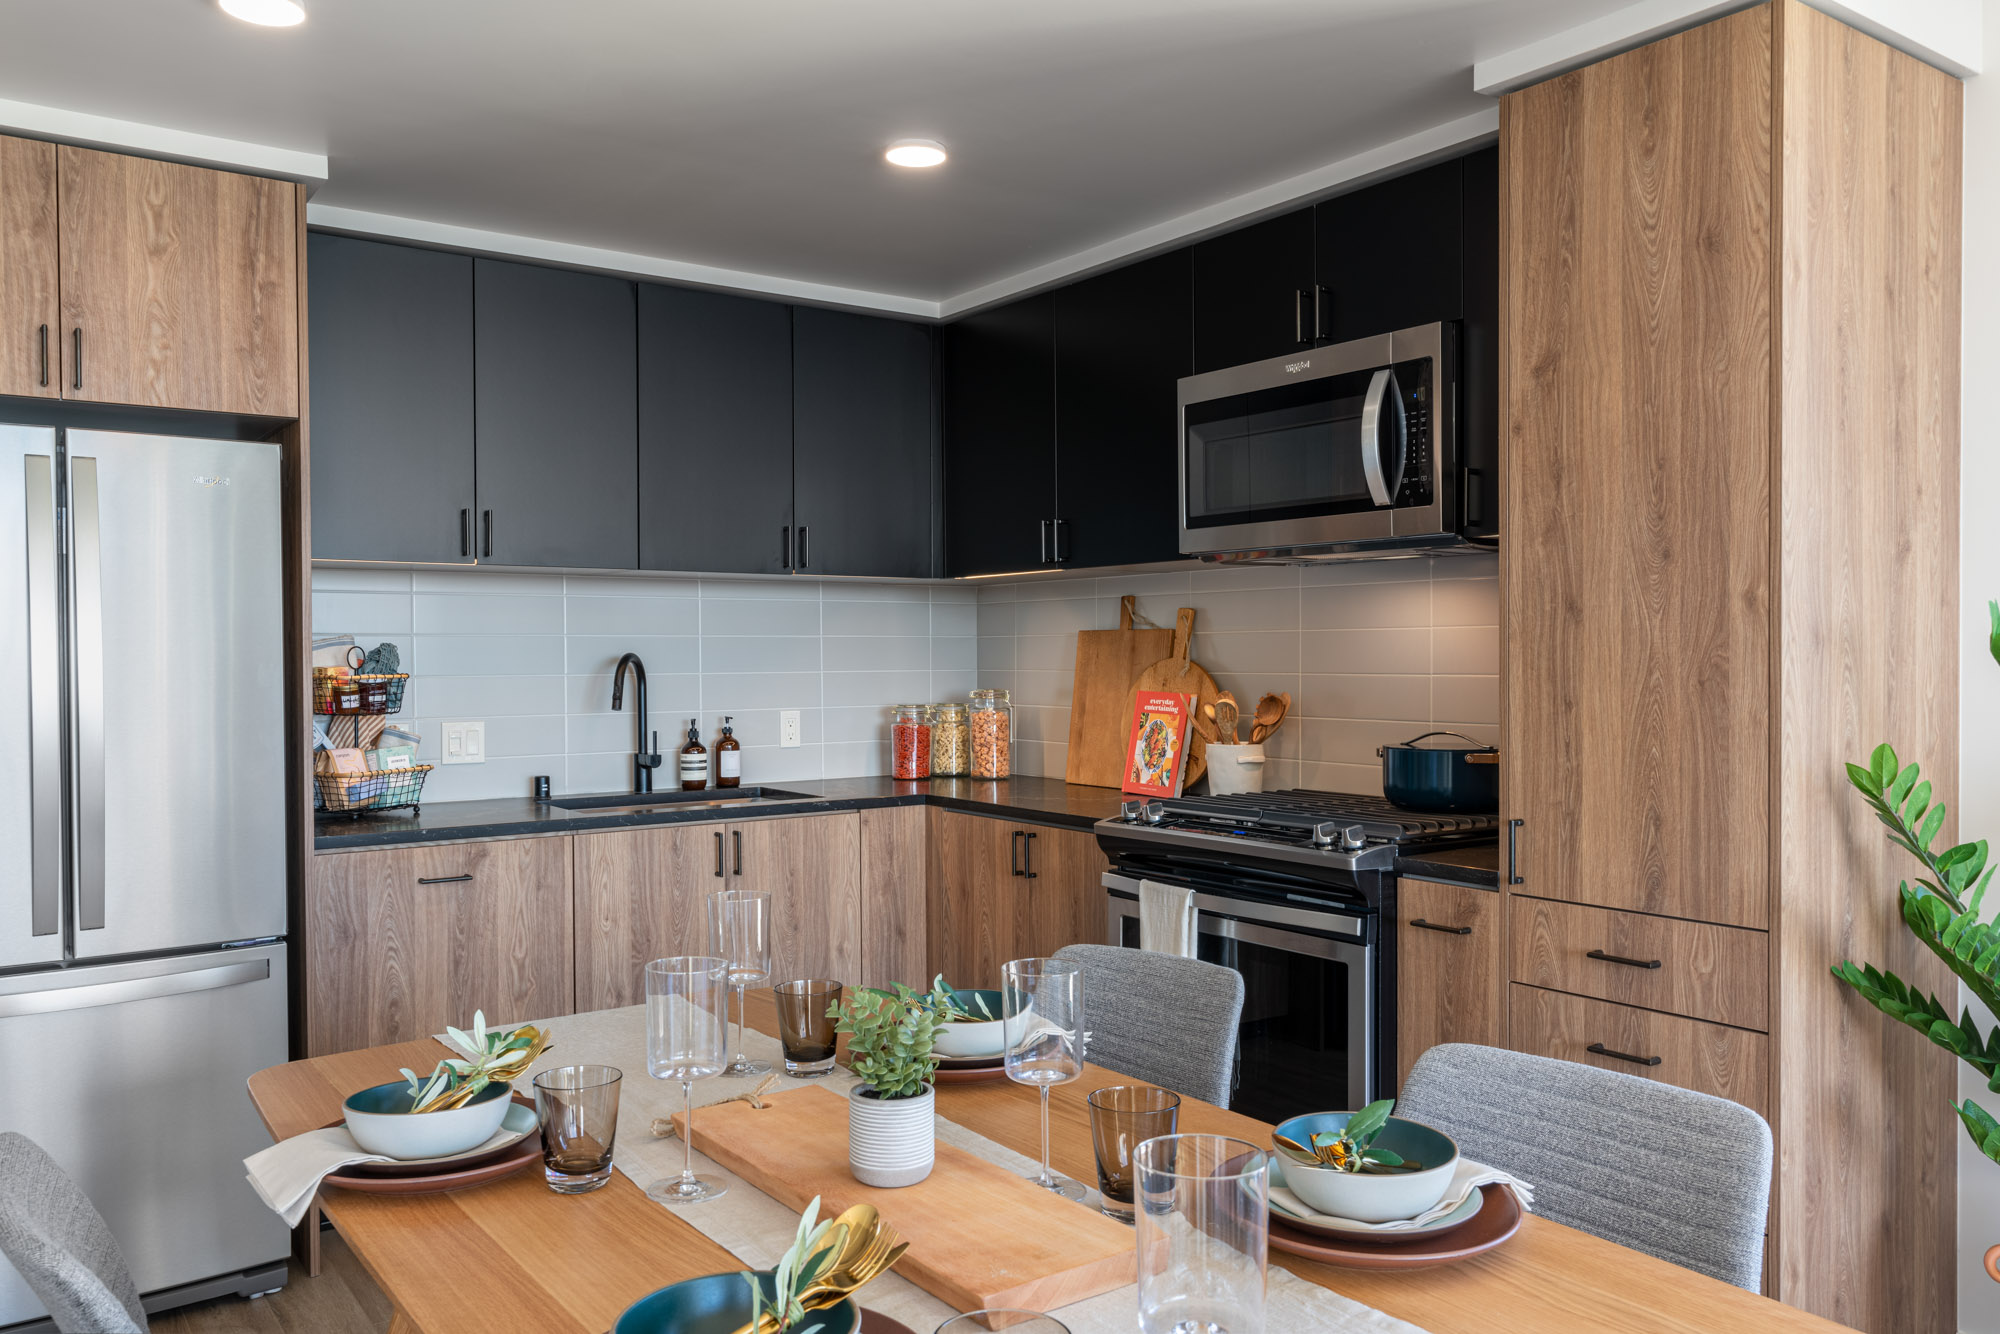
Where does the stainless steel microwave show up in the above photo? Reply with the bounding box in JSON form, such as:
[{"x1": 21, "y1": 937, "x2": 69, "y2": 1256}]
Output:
[{"x1": 1178, "y1": 322, "x2": 1460, "y2": 560}]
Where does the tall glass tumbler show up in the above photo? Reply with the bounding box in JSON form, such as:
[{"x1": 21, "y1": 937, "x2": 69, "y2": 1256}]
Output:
[
  {"x1": 709, "y1": 889, "x2": 774, "y2": 1078},
  {"x1": 773, "y1": 979, "x2": 843, "y2": 1077},
  {"x1": 1002, "y1": 957, "x2": 1086, "y2": 1202},
  {"x1": 1134, "y1": 1135, "x2": 1269, "y2": 1334},
  {"x1": 1087, "y1": 1085, "x2": 1180, "y2": 1220},
  {"x1": 644, "y1": 956, "x2": 730, "y2": 1205},
  {"x1": 532, "y1": 1064, "x2": 622, "y2": 1193}
]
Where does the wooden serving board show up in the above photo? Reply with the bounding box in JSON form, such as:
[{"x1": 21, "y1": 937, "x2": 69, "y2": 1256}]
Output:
[
  {"x1": 672, "y1": 1084, "x2": 1136, "y2": 1314},
  {"x1": 1065, "y1": 594, "x2": 1173, "y2": 789},
  {"x1": 1125, "y1": 607, "x2": 1221, "y2": 788}
]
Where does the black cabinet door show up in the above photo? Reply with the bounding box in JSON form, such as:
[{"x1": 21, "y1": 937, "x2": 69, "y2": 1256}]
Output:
[
  {"x1": 1190, "y1": 206, "x2": 1314, "y2": 373},
  {"x1": 308, "y1": 233, "x2": 475, "y2": 562},
  {"x1": 1054, "y1": 249, "x2": 1192, "y2": 568},
  {"x1": 1313, "y1": 157, "x2": 1464, "y2": 343},
  {"x1": 792, "y1": 307, "x2": 936, "y2": 578},
  {"x1": 1458, "y1": 146, "x2": 1499, "y2": 541},
  {"x1": 943, "y1": 294, "x2": 1055, "y2": 576},
  {"x1": 473, "y1": 258, "x2": 637, "y2": 569},
  {"x1": 637, "y1": 284, "x2": 793, "y2": 575}
]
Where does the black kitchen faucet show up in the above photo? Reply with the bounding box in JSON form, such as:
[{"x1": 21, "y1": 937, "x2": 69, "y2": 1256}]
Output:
[{"x1": 611, "y1": 652, "x2": 662, "y2": 792}]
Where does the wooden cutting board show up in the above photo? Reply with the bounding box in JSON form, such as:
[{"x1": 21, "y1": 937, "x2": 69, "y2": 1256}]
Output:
[
  {"x1": 1065, "y1": 594, "x2": 1173, "y2": 789},
  {"x1": 1126, "y1": 607, "x2": 1222, "y2": 788},
  {"x1": 673, "y1": 1084, "x2": 1136, "y2": 1314}
]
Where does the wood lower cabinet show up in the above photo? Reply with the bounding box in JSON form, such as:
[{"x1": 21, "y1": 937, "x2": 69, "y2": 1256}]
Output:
[
  {"x1": 730, "y1": 813, "x2": 862, "y2": 985},
  {"x1": 927, "y1": 809, "x2": 1106, "y2": 987},
  {"x1": 859, "y1": 806, "x2": 927, "y2": 990},
  {"x1": 0, "y1": 136, "x2": 57, "y2": 400},
  {"x1": 1011, "y1": 822, "x2": 1109, "y2": 962},
  {"x1": 1507, "y1": 984, "x2": 1769, "y2": 1120},
  {"x1": 1508, "y1": 896, "x2": 1769, "y2": 1031},
  {"x1": 307, "y1": 838, "x2": 574, "y2": 1056},
  {"x1": 1393, "y1": 878, "x2": 1503, "y2": 1088},
  {"x1": 56, "y1": 145, "x2": 298, "y2": 416}
]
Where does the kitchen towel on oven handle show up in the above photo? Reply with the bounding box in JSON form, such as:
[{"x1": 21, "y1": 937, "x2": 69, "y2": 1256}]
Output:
[{"x1": 1138, "y1": 879, "x2": 1197, "y2": 957}]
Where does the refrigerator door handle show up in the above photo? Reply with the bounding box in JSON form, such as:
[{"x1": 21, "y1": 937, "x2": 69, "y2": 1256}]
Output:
[
  {"x1": 70, "y1": 455, "x2": 106, "y2": 933},
  {"x1": 24, "y1": 454, "x2": 60, "y2": 937},
  {"x1": 0, "y1": 956, "x2": 270, "y2": 1019}
]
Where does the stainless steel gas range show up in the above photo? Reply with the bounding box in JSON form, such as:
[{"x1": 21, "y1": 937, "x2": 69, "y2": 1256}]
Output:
[{"x1": 1095, "y1": 790, "x2": 1497, "y2": 1123}]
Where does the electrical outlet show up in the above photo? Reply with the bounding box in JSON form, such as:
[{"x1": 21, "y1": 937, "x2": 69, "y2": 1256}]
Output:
[
  {"x1": 780, "y1": 710, "x2": 801, "y2": 748},
  {"x1": 442, "y1": 721, "x2": 486, "y2": 765}
]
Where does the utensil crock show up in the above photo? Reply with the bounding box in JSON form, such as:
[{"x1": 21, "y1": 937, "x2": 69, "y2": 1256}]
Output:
[{"x1": 1203, "y1": 743, "x2": 1267, "y2": 795}]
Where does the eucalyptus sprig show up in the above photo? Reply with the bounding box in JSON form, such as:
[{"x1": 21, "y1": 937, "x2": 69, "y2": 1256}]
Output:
[
  {"x1": 828, "y1": 982, "x2": 944, "y2": 1099},
  {"x1": 398, "y1": 1010, "x2": 552, "y2": 1113},
  {"x1": 745, "y1": 1196, "x2": 840, "y2": 1334},
  {"x1": 1305, "y1": 1099, "x2": 1414, "y2": 1174}
]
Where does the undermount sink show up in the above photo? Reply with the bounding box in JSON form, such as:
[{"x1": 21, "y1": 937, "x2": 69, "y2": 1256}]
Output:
[{"x1": 548, "y1": 786, "x2": 816, "y2": 816}]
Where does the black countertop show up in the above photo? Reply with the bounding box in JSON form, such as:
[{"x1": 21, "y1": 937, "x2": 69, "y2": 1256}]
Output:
[
  {"x1": 1394, "y1": 841, "x2": 1501, "y2": 889},
  {"x1": 314, "y1": 774, "x2": 1132, "y2": 851}
]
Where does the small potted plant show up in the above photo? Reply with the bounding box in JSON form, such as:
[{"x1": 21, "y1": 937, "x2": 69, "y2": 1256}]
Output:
[{"x1": 829, "y1": 982, "x2": 946, "y2": 1187}]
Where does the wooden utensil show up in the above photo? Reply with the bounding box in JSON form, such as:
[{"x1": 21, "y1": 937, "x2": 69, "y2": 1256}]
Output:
[
  {"x1": 1125, "y1": 608, "x2": 1222, "y2": 787},
  {"x1": 1065, "y1": 594, "x2": 1174, "y2": 788},
  {"x1": 1251, "y1": 691, "x2": 1291, "y2": 745},
  {"x1": 1213, "y1": 694, "x2": 1240, "y2": 745}
]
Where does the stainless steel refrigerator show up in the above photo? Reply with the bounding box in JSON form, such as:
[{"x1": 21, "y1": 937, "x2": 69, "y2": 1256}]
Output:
[{"x1": 0, "y1": 425, "x2": 290, "y2": 1324}]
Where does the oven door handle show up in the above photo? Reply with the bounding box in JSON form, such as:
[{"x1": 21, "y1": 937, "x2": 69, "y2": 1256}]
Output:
[
  {"x1": 1359, "y1": 366, "x2": 1405, "y2": 507},
  {"x1": 1103, "y1": 872, "x2": 1367, "y2": 940}
]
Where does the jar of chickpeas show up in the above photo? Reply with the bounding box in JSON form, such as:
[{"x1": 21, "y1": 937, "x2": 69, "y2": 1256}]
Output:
[
  {"x1": 930, "y1": 702, "x2": 969, "y2": 776},
  {"x1": 968, "y1": 688, "x2": 1012, "y2": 779}
]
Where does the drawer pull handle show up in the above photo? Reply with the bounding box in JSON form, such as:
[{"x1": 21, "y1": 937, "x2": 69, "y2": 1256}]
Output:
[
  {"x1": 1587, "y1": 1042, "x2": 1661, "y2": 1068},
  {"x1": 1587, "y1": 949, "x2": 1662, "y2": 970},
  {"x1": 1409, "y1": 918, "x2": 1472, "y2": 936},
  {"x1": 416, "y1": 874, "x2": 472, "y2": 885}
]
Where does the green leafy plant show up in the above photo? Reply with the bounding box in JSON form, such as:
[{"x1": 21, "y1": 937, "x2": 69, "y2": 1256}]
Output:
[
  {"x1": 744, "y1": 1195, "x2": 841, "y2": 1334},
  {"x1": 1302, "y1": 1098, "x2": 1416, "y2": 1173},
  {"x1": 828, "y1": 982, "x2": 945, "y2": 1099},
  {"x1": 398, "y1": 1010, "x2": 552, "y2": 1113},
  {"x1": 1832, "y1": 599, "x2": 2000, "y2": 1163}
]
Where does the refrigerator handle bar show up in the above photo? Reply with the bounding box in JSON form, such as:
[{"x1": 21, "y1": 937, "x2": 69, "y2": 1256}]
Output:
[
  {"x1": 0, "y1": 957, "x2": 270, "y2": 1019},
  {"x1": 70, "y1": 456, "x2": 105, "y2": 933},
  {"x1": 24, "y1": 454, "x2": 60, "y2": 937}
]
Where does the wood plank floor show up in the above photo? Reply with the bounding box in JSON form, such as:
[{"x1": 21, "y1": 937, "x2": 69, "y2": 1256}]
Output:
[{"x1": 157, "y1": 1231, "x2": 388, "y2": 1334}]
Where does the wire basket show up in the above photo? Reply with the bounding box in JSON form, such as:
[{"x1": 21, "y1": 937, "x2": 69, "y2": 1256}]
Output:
[
  {"x1": 315, "y1": 764, "x2": 432, "y2": 816},
  {"x1": 313, "y1": 672, "x2": 410, "y2": 716}
]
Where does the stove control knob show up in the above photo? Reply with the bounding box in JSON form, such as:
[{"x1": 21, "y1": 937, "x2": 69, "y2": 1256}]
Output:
[
  {"x1": 1311, "y1": 822, "x2": 1342, "y2": 849},
  {"x1": 1340, "y1": 825, "x2": 1368, "y2": 852},
  {"x1": 1142, "y1": 802, "x2": 1167, "y2": 826},
  {"x1": 1121, "y1": 801, "x2": 1145, "y2": 823}
]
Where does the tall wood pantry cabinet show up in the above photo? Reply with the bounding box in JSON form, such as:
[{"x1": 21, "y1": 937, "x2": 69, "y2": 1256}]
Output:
[{"x1": 1499, "y1": 3, "x2": 1959, "y2": 1329}]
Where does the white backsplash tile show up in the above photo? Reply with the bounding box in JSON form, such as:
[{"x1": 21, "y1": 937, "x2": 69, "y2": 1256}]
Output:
[{"x1": 411, "y1": 593, "x2": 564, "y2": 635}]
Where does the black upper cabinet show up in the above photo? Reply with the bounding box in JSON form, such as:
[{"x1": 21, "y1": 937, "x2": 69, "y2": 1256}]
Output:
[
  {"x1": 1054, "y1": 250, "x2": 1192, "y2": 567},
  {"x1": 308, "y1": 233, "x2": 475, "y2": 562},
  {"x1": 1191, "y1": 208, "x2": 1314, "y2": 374},
  {"x1": 1457, "y1": 146, "x2": 1499, "y2": 541},
  {"x1": 473, "y1": 258, "x2": 637, "y2": 569},
  {"x1": 1313, "y1": 158, "x2": 1464, "y2": 343},
  {"x1": 943, "y1": 294, "x2": 1055, "y2": 576},
  {"x1": 638, "y1": 284, "x2": 793, "y2": 575},
  {"x1": 793, "y1": 308, "x2": 937, "y2": 579}
]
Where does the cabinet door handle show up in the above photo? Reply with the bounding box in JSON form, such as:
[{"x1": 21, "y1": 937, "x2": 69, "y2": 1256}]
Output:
[
  {"x1": 481, "y1": 510, "x2": 493, "y2": 558},
  {"x1": 1039, "y1": 519, "x2": 1051, "y2": 564},
  {"x1": 1409, "y1": 918, "x2": 1471, "y2": 936},
  {"x1": 781, "y1": 526, "x2": 792, "y2": 569},
  {"x1": 460, "y1": 508, "x2": 471, "y2": 558},
  {"x1": 1507, "y1": 818, "x2": 1525, "y2": 885},
  {"x1": 1294, "y1": 289, "x2": 1306, "y2": 344},
  {"x1": 1051, "y1": 520, "x2": 1068, "y2": 564},
  {"x1": 416, "y1": 873, "x2": 473, "y2": 885},
  {"x1": 732, "y1": 829, "x2": 743, "y2": 876},
  {"x1": 714, "y1": 830, "x2": 725, "y2": 878},
  {"x1": 796, "y1": 525, "x2": 808, "y2": 570},
  {"x1": 71, "y1": 328, "x2": 81, "y2": 390},
  {"x1": 38, "y1": 323, "x2": 47, "y2": 387},
  {"x1": 1587, "y1": 948, "x2": 1662, "y2": 970},
  {"x1": 1010, "y1": 829, "x2": 1024, "y2": 877},
  {"x1": 1587, "y1": 1042, "x2": 1661, "y2": 1068},
  {"x1": 1312, "y1": 284, "x2": 1328, "y2": 341},
  {"x1": 1022, "y1": 829, "x2": 1038, "y2": 879}
]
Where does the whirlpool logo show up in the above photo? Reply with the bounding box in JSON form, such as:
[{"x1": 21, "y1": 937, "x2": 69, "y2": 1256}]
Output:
[
  {"x1": 1284, "y1": 359, "x2": 1311, "y2": 374},
  {"x1": 193, "y1": 475, "x2": 230, "y2": 489}
]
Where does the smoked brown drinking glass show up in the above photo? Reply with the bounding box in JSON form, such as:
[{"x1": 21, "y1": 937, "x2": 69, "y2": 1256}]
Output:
[
  {"x1": 1086, "y1": 1084, "x2": 1181, "y2": 1221},
  {"x1": 531, "y1": 1064, "x2": 622, "y2": 1194},
  {"x1": 773, "y1": 979, "x2": 843, "y2": 1078}
]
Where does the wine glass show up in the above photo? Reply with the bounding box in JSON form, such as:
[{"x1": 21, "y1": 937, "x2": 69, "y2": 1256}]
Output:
[
  {"x1": 1002, "y1": 956, "x2": 1086, "y2": 1201},
  {"x1": 644, "y1": 956, "x2": 730, "y2": 1205},
  {"x1": 709, "y1": 889, "x2": 774, "y2": 1077}
]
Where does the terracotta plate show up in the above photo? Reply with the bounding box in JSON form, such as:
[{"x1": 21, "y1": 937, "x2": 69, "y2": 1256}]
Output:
[
  {"x1": 1266, "y1": 1184, "x2": 1523, "y2": 1269},
  {"x1": 857, "y1": 1312, "x2": 919, "y2": 1334},
  {"x1": 932, "y1": 1061, "x2": 1010, "y2": 1085}
]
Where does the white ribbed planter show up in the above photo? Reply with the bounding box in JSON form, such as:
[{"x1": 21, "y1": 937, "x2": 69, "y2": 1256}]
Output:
[{"x1": 847, "y1": 1083, "x2": 935, "y2": 1188}]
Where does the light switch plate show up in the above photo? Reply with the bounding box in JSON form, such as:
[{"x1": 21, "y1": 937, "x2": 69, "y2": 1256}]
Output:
[
  {"x1": 443, "y1": 720, "x2": 486, "y2": 765},
  {"x1": 780, "y1": 710, "x2": 801, "y2": 748}
]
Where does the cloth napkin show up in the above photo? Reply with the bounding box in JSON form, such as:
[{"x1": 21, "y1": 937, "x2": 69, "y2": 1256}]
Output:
[
  {"x1": 1139, "y1": 878, "x2": 1197, "y2": 956},
  {"x1": 244, "y1": 1128, "x2": 396, "y2": 1226},
  {"x1": 1271, "y1": 1157, "x2": 1536, "y2": 1233}
]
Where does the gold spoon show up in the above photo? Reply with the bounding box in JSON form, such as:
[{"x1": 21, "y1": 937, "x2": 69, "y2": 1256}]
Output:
[{"x1": 1273, "y1": 1133, "x2": 1322, "y2": 1164}]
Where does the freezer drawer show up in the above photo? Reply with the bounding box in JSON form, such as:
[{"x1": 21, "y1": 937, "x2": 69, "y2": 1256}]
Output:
[{"x1": 0, "y1": 945, "x2": 290, "y2": 1324}]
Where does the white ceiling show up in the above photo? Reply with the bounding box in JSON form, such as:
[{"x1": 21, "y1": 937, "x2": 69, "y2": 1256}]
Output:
[{"x1": 1, "y1": 0, "x2": 1635, "y2": 309}]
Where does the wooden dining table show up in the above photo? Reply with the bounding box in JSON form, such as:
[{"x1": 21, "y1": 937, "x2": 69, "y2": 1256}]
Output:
[{"x1": 246, "y1": 991, "x2": 1852, "y2": 1334}]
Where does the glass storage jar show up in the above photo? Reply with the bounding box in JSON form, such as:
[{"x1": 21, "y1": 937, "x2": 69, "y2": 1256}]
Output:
[
  {"x1": 968, "y1": 688, "x2": 1012, "y2": 779},
  {"x1": 891, "y1": 704, "x2": 932, "y2": 780},
  {"x1": 931, "y1": 703, "x2": 970, "y2": 776}
]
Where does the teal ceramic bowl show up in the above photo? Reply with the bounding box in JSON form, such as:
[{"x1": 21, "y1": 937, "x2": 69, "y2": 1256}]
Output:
[
  {"x1": 1272, "y1": 1110, "x2": 1459, "y2": 1223},
  {"x1": 613, "y1": 1272, "x2": 859, "y2": 1334},
  {"x1": 342, "y1": 1079, "x2": 512, "y2": 1160},
  {"x1": 932, "y1": 987, "x2": 1006, "y2": 1059}
]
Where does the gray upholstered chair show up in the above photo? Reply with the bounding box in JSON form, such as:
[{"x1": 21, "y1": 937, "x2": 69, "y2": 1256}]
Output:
[
  {"x1": 1051, "y1": 943, "x2": 1245, "y2": 1107},
  {"x1": 0, "y1": 1133, "x2": 148, "y2": 1333},
  {"x1": 1396, "y1": 1044, "x2": 1772, "y2": 1291}
]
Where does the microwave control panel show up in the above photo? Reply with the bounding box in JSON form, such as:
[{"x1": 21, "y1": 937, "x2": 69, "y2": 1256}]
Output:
[{"x1": 1396, "y1": 358, "x2": 1434, "y2": 507}]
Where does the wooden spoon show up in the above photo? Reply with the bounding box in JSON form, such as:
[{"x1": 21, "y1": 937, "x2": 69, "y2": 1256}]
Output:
[
  {"x1": 1214, "y1": 694, "x2": 1240, "y2": 745},
  {"x1": 1250, "y1": 691, "x2": 1291, "y2": 745}
]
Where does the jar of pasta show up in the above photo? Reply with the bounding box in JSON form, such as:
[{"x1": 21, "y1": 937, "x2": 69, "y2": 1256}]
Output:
[
  {"x1": 968, "y1": 688, "x2": 1012, "y2": 779},
  {"x1": 891, "y1": 704, "x2": 932, "y2": 780},
  {"x1": 931, "y1": 703, "x2": 969, "y2": 776}
]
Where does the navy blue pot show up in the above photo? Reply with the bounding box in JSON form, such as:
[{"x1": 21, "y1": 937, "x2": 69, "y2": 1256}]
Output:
[{"x1": 1377, "y1": 731, "x2": 1499, "y2": 814}]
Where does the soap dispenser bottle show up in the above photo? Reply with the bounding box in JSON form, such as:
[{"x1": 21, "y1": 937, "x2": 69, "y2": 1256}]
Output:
[
  {"x1": 715, "y1": 716, "x2": 742, "y2": 788},
  {"x1": 679, "y1": 719, "x2": 709, "y2": 791}
]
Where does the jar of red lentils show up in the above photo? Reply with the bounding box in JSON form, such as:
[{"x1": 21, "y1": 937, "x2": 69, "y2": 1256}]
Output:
[
  {"x1": 968, "y1": 688, "x2": 1011, "y2": 779},
  {"x1": 891, "y1": 704, "x2": 932, "y2": 780}
]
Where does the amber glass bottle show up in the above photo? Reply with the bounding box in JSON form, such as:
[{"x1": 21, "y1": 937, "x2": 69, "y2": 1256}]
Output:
[
  {"x1": 679, "y1": 719, "x2": 709, "y2": 791},
  {"x1": 715, "y1": 716, "x2": 742, "y2": 788}
]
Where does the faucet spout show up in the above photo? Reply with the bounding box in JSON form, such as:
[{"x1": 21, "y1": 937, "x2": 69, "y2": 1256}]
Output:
[{"x1": 611, "y1": 653, "x2": 659, "y2": 793}]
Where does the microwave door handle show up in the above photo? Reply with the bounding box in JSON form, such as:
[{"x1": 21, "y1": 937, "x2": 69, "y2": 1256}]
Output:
[{"x1": 1359, "y1": 366, "x2": 1403, "y2": 508}]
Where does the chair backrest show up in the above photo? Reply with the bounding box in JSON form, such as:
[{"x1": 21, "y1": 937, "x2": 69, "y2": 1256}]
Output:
[
  {"x1": 0, "y1": 1133, "x2": 148, "y2": 1333},
  {"x1": 1051, "y1": 944, "x2": 1245, "y2": 1107},
  {"x1": 1396, "y1": 1044, "x2": 1772, "y2": 1291}
]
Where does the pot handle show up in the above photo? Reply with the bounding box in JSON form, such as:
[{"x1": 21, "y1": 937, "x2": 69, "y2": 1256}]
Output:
[
  {"x1": 1466, "y1": 752, "x2": 1500, "y2": 765},
  {"x1": 1394, "y1": 730, "x2": 1497, "y2": 751}
]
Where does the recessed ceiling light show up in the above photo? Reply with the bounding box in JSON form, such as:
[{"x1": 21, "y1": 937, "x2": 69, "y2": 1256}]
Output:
[
  {"x1": 220, "y1": 0, "x2": 305, "y2": 26},
  {"x1": 885, "y1": 139, "x2": 947, "y2": 169}
]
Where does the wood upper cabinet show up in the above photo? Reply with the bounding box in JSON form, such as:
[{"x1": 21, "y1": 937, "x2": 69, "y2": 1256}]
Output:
[
  {"x1": 0, "y1": 136, "x2": 57, "y2": 399},
  {"x1": 1501, "y1": 6, "x2": 1773, "y2": 929},
  {"x1": 306, "y1": 837, "x2": 574, "y2": 1057},
  {"x1": 1393, "y1": 878, "x2": 1503, "y2": 1089},
  {"x1": 56, "y1": 146, "x2": 298, "y2": 416}
]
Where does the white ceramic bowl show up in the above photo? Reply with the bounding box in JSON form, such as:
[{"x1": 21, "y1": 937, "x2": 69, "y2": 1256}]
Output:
[
  {"x1": 1272, "y1": 1111, "x2": 1459, "y2": 1223},
  {"x1": 931, "y1": 988, "x2": 1007, "y2": 1060},
  {"x1": 343, "y1": 1079, "x2": 513, "y2": 1160}
]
